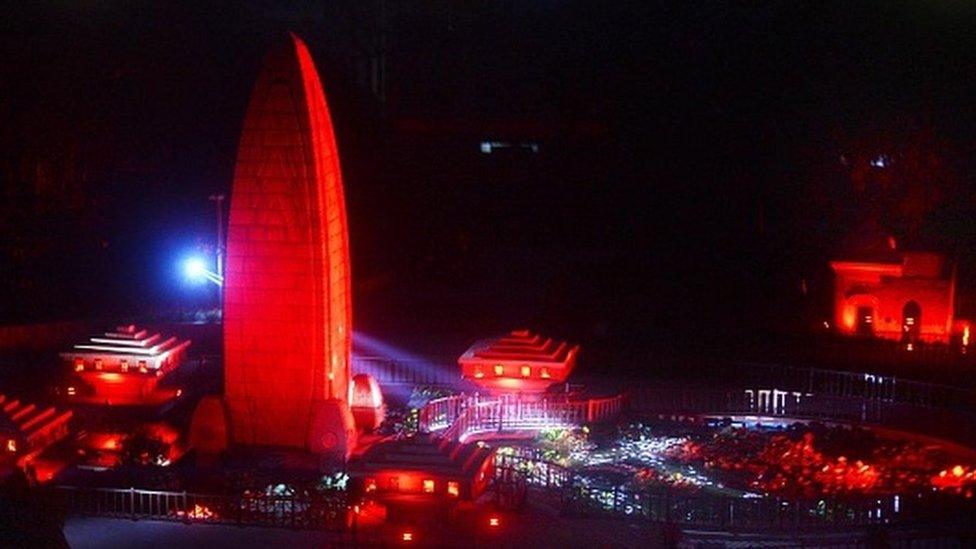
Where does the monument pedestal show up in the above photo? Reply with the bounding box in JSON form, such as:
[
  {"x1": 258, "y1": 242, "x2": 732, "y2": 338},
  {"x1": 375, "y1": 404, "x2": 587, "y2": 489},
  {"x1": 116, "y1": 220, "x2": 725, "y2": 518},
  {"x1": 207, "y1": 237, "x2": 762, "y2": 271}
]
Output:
[
  {"x1": 190, "y1": 396, "x2": 356, "y2": 462},
  {"x1": 188, "y1": 395, "x2": 230, "y2": 461},
  {"x1": 307, "y1": 398, "x2": 357, "y2": 462}
]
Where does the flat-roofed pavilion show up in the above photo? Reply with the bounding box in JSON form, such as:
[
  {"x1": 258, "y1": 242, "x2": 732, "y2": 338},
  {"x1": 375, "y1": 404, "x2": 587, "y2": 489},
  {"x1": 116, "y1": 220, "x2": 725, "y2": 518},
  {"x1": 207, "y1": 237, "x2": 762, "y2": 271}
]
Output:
[{"x1": 458, "y1": 330, "x2": 579, "y2": 394}]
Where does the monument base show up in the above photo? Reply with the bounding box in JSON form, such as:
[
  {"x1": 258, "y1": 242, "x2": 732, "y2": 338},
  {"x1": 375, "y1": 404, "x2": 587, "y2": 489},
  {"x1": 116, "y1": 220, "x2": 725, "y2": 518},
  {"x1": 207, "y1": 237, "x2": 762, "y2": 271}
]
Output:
[
  {"x1": 189, "y1": 396, "x2": 357, "y2": 464},
  {"x1": 307, "y1": 398, "x2": 357, "y2": 462},
  {"x1": 188, "y1": 395, "x2": 230, "y2": 457},
  {"x1": 351, "y1": 405, "x2": 386, "y2": 432}
]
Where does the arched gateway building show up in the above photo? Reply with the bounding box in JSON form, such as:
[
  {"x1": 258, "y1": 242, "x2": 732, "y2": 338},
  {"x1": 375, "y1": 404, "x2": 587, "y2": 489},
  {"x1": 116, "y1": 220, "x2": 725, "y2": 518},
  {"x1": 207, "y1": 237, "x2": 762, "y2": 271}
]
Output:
[{"x1": 195, "y1": 34, "x2": 356, "y2": 457}]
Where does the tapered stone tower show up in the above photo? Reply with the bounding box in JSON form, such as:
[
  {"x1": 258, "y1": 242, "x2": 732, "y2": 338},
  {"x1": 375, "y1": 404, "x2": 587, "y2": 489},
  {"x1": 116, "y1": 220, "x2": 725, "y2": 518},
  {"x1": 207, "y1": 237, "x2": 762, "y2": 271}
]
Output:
[{"x1": 193, "y1": 34, "x2": 355, "y2": 459}]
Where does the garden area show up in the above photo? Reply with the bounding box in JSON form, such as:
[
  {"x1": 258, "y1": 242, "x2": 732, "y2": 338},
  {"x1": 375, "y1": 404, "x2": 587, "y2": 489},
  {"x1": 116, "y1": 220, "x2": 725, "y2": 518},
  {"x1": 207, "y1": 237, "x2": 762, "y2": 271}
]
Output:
[{"x1": 496, "y1": 418, "x2": 976, "y2": 501}]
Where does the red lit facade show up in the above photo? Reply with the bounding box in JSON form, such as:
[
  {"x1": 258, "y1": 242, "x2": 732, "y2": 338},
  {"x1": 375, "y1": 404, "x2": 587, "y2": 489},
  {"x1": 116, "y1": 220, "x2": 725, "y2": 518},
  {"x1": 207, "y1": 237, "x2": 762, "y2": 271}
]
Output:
[
  {"x1": 831, "y1": 251, "x2": 965, "y2": 344},
  {"x1": 351, "y1": 434, "x2": 495, "y2": 502},
  {"x1": 59, "y1": 325, "x2": 190, "y2": 405},
  {"x1": 459, "y1": 330, "x2": 579, "y2": 394},
  {"x1": 223, "y1": 34, "x2": 353, "y2": 449}
]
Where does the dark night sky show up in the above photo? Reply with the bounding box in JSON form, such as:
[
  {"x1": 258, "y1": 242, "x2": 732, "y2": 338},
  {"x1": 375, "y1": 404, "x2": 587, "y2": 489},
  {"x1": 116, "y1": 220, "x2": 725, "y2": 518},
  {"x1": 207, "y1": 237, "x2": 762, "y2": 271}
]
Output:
[{"x1": 4, "y1": 1, "x2": 976, "y2": 357}]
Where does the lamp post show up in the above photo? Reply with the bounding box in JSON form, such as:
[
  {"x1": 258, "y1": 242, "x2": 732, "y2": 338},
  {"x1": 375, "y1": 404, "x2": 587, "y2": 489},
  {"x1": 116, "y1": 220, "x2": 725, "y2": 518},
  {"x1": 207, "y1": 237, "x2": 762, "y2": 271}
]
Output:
[{"x1": 208, "y1": 194, "x2": 226, "y2": 305}]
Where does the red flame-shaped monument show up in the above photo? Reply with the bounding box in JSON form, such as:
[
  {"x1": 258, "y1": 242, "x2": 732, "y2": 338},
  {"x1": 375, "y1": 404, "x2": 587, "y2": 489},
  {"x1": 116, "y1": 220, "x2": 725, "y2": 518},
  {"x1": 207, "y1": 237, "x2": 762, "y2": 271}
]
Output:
[{"x1": 193, "y1": 34, "x2": 355, "y2": 458}]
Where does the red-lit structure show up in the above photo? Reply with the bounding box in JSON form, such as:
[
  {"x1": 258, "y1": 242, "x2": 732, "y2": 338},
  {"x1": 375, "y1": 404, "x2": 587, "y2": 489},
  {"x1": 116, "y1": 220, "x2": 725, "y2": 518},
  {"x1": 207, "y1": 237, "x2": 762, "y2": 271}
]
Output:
[
  {"x1": 1, "y1": 393, "x2": 72, "y2": 482},
  {"x1": 349, "y1": 373, "x2": 385, "y2": 432},
  {"x1": 219, "y1": 34, "x2": 355, "y2": 455},
  {"x1": 459, "y1": 330, "x2": 579, "y2": 394},
  {"x1": 60, "y1": 325, "x2": 190, "y2": 406},
  {"x1": 75, "y1": 422, "x2": 183, "y2": 469},
  {"x1": 831, "y1": 251, "x2": 970, "y2": 344},
  {"x1": 350, "y1": 434, "x2": 495, "y2": 503}
]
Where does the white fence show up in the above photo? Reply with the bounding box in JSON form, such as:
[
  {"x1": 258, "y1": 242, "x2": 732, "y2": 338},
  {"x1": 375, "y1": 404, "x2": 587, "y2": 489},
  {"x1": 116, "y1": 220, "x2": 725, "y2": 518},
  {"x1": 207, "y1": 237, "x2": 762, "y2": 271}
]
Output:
[{"x1": 420, "y1": 393, "x2": 625, "y2": 442}]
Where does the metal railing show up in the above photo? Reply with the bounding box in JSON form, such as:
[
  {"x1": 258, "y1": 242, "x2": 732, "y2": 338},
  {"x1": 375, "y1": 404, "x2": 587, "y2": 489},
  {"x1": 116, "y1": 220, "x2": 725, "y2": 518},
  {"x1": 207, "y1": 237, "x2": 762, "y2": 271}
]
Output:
[
  {"x1": 482, "y1": 367, "x2": 976, "y2": 534},
  {"x1": 493, "y1": 453, "x2": 976, "y2": 532},
  {"x1": 727, "y1": 362, "x2": 976, "y2": 410},
  {"x1": 417, "y1": 393, "x2": 468, "y2": 431},
  {"x1": 352, "y1": 356, "x2": 463, "y2": 388},
  {"x1": 53, "y1": 486, "x2": 348, "y2": 530},
  {"x1": 419, "y1": 393, "x2": 626, "y2": 442},
  {"x1": 629, "y1": 384, "x2": 976, "y2": 449}
]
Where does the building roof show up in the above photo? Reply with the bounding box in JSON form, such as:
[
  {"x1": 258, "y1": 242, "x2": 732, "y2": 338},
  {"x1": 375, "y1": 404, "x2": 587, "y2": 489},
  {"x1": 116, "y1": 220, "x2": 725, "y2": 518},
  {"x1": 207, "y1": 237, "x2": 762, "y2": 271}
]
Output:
[
  {"x1": 459, "y1": 329, "x2": 579, "y2": 366},
  {"x1": 458, "y1": 330, "x2": 580, "y2": 392},
  {"x1": 60, "y1": 325, "x2": 190, "y2": 363},
  {"x1": 0, "y1": 394, "x2": 72, "y2": 446},
  {"x1": 831, "y1": 251, "x2": 950, "y2": 280},
  {"x1": 352, "y1": 433, "x2": 493, "y2": 478}
]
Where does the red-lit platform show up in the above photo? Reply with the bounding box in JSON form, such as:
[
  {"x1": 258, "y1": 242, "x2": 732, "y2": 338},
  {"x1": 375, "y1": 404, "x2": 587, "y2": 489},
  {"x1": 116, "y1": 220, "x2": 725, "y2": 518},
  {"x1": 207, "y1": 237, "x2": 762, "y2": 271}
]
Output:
[
  {"x1": 459, "y1": 330, "x2": 579, "y2": 394},
  {"x1": 60, "y1": 325, "x2": 190, "y2": 406}
]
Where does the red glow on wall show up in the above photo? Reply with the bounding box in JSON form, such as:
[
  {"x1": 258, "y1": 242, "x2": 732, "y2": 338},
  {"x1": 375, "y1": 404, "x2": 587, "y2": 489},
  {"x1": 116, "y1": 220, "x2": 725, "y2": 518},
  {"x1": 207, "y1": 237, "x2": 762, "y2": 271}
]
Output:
[
  {"x1": 68, "y1": 371, "x2": 177, "y2": 406},
  {"x1": 830, "y1": 252, "x2": 961, "y2": 344},
  {"x1": 86, "y1": 433, "x2": 124, "y2": 451},
  {"x1": 98, "y1": 373, "x2": 123, "y2": 383},
  {"x1": 224, "y1": 34, "x2": 352, "y2": 447},
  {"x1": 296, "y1": 36, "x2": 352, "y2": 401}
]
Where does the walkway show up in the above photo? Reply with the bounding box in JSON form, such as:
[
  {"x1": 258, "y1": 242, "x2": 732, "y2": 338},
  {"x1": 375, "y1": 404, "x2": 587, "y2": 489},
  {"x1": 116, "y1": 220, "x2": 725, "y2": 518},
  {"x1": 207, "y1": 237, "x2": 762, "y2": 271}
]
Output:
[
  {"x1": 64, "y1": 517, "x2": 339, "y2": 549},
  {"x1": 419, "y1": 393, "x2": 625, "y2": 443},
  {"x1": 63, "y1": 510, "x2": 668, "y2": 548}
]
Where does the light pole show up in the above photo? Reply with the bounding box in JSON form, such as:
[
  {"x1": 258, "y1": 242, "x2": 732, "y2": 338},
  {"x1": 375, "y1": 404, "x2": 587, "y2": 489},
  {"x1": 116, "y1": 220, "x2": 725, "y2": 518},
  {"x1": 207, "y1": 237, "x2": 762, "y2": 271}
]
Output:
[{"x1": 208, "y1": 194, "x2": 226, "y2": 305}]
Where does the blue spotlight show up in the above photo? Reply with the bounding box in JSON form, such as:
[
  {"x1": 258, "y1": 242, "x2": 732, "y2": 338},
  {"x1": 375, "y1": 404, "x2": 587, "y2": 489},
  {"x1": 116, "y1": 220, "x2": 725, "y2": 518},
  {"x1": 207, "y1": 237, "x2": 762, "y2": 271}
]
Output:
[{"x1": 182, "y1": 256, "x2": 223, "y2": 287}]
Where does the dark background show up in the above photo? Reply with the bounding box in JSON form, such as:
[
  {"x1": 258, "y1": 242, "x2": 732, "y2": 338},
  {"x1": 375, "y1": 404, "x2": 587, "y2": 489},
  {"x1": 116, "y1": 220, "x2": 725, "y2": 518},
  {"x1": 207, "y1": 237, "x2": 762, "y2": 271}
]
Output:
[{"x1": 4, "y1": 1, "x2": 976, "y2": 362}]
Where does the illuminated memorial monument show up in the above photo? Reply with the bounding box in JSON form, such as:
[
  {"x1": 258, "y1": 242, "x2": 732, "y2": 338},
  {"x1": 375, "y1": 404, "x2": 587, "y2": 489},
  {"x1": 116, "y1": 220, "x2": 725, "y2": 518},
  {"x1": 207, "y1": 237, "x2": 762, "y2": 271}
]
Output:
[{"x1": 193, "y1": 34, "x2": 357, "y2": 459}]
